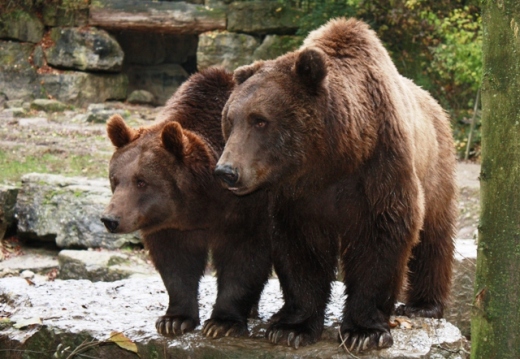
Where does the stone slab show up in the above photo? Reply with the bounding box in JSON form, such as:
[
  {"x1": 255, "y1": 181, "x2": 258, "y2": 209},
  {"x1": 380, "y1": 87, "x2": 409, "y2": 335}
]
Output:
[
  {"x1": 0, "y1": 276, "x2": 468, "y2": 358},
  {"x1": 90, "y1": 0, "x2": 226, "y2": 34}
]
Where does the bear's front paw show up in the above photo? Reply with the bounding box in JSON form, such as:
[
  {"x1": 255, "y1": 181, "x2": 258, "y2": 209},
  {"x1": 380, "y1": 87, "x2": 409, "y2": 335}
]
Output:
[
  {"x1": 394, "y1": 303, "x2": 443, "y2": 318},
  {"x1": 202, "y1": 318, "x2": 248, "y2": 338},
  {"x1": 155, "y1": 315, "x2": 198, "y2": 336},
  {"x1": 266, "y1": 324, "x2": 318, "y2": 349},
  {"x1": 338, "y1": 328, "x2": 393, "y2": 353}
]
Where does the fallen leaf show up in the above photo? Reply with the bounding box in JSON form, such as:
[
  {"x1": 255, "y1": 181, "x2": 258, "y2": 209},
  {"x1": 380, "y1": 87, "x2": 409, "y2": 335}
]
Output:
[
  {"x1": 394, "y1": 317, "x2": 413, "y2": 329},
  {"x1": 109, "y1": 331, "x2": 138, "y2": 354},
  {"x1": 13, "y1": 317, "x2": 42, "y2": 329}
]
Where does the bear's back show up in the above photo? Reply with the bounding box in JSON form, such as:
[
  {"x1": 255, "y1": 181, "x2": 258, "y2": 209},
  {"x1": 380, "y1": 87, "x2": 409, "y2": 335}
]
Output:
[{"x1": 157, "y1": 68, "x2": 235, "y2": 153}]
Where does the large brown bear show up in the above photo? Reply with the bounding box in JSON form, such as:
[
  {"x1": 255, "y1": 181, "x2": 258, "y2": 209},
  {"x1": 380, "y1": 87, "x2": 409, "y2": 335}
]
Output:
[
  {"x1": 101, "y1": 68, "x2": 271, "y2": 338},
  {"x1": 215, "y1": 18, "x2": 456, "y2": 352}
]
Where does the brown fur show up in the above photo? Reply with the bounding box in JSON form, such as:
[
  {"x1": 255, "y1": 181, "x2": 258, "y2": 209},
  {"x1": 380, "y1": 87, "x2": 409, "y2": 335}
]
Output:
[
  {"x1": 216, "y1": 18, "x2": 456, "y2": 352},
  {"x1": 102, "y1": 68, "x2": 271, "y2": 338}
]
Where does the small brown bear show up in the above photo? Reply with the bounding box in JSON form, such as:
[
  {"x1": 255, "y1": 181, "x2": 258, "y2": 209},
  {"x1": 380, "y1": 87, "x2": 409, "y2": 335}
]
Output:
[
  {"x1": 215, "y1": 18, "x2": 456, "y2": 352},
  {"x1": 101, "y1": 68, "x2": 271, "y2": 338}
]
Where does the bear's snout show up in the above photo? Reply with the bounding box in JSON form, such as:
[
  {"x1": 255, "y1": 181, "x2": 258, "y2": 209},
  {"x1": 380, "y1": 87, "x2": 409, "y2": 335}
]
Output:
[
  {"x1": 101, "y1": 216, "x2": 120, "y2": 233},
  {"x1": 214, "y1": 164, "x2": 239, "y2": 188}
]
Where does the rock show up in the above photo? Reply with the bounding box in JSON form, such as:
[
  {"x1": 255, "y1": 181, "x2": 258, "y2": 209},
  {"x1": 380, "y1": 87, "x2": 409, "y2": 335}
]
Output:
[
  {"x1": 42, "y1": 0, "x2": 89, "y2": 27},
  {"x1": 0, "y1": 10, "x2": 44, "y2": 43},
  {"x1": 197, "y1": 31, "x2": 261, "y2": 71},
  {"x1": 115, "y1": 32, "x2": 198, "y2": 65},
  {"x1": 20, "y1": 270, "x2": 35, "y2": 279},
  {"x1": 4, "y1": 100, "x2": 24, "y2": 109},
  {"x1": 31, "y1": 45, "x2": 45, "y2": 68},
  {"x1": 253, "y1": 34, "x2": 303, "y2": 61},
  {"x1": 127, "y1": 90, "x2": 155, "y2": 105},
  {"x1": 445, "y1": 239, "x2": 477, "y2": 338},
  {"x1": 0, "y1": 276, "x2": 469, "y2": 359},
  {"x1": 0, "y1": 253, "x2": 58, "y2": 276},
  {"x1": 14, "y1": 173, "x2": 140, "y2": 249},
  {"x1": 126, "y1": 64, "x2": 188, "y2": 105},
  {"x1": 84, "y1": 103, "x2": 129, "y2": 123},
  {"x1": 0, "y1": 41, "x2": 40, "y2": 102},
  {"x1": 58, "y1": 249, "x2": 155, "y2": 281},
  {"x1": 1, "y1": 108, "x2": 25, "y2": 118},
  {"x1": 39, "y1": 71, "x2": 128, "y2": 107},
  {"x1": 30, "y1": 99, "x2": 69, "y2": 112},
  {"x1": 227, "y1": 1, "x2": 302, "y2": 35},
  {"x1": 89, "y1": 0, "x2": 226, "y2": 34},
  {"x1": 0, "y1": 185, "x2": 19, "y2": 240},
  {"x1": 17, "y1": 117, "x2": 48, "y2": 127},
  {"x1": 44, "y1": 27, "x2": 124, "y2": 72}
]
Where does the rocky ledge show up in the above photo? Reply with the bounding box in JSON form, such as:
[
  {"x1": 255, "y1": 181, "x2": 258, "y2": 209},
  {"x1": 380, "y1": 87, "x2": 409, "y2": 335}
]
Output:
[{"x1": 0, "y1": 275, "x2": 468, "y2": 359}]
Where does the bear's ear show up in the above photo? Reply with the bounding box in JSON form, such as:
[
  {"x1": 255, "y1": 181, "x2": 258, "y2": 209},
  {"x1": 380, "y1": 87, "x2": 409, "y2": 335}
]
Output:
[
  {"x1": 294, "y1": 47, "x2": 327, "y2": 88},
  {"x1": 107, "y1": 114, "x2": 138, "y2": 148},
  {"x1": 233, "y1": 61, "x2": 264, "y2": 85},
  {"x1": 162, "y1": 122, "x2": 188, "y2": 160}
]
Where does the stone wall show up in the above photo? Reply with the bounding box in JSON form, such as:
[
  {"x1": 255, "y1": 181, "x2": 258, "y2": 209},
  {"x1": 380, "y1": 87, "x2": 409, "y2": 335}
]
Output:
[{"x1": 0, "y1": 0, "x2": 306, "y2": 106}]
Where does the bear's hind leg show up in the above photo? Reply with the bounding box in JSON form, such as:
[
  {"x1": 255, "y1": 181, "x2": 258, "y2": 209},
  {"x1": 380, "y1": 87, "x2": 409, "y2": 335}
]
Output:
[
  {"x1": 395, "y1": 201, "x2": 456, "y2": 318},
  {"x1": 146, "y1": 229, "x2": 208, "y2": 336}
]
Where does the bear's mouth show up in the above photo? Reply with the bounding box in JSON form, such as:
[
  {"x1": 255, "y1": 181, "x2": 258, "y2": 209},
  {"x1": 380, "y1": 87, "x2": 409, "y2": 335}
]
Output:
[{"x1": 226, "y1": 185, "x2": 256, "y2": 196}]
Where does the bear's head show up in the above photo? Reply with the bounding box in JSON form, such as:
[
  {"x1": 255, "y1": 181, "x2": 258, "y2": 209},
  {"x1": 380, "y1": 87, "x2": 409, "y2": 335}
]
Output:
[
  {"x1": 101, "y1": 115, "x2": 216, "y2": 235},
  {"x1": 215, "y1": 47, "x2": 329, "y2": 195}
]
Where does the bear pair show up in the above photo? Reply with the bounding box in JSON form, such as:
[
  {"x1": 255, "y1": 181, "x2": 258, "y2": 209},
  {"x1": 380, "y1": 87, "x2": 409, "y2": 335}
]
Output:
[{"x1": 103, "y1": 18, "x2": 456, "y2": 353}]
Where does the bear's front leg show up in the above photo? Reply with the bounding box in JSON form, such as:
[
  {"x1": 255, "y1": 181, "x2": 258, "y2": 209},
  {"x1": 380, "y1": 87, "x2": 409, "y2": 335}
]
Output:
[
  {"x1": 145, "y1": 229, "x2": 208, "y2": 337},
  {"x1": 339, "y1": 188, "x2": 421, "y2": 352},
  {"x1": 202, "y1": 216, "x2": 272, "y2": 339},
  {"x1": 266, "y1": 213, "x2": 338, "y2": 348}
]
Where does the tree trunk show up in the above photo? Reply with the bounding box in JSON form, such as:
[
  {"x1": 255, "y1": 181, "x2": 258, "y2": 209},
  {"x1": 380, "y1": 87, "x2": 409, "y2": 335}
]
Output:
[{"x1": 471, "y1": 1, "x2": 520, "y2": 358}]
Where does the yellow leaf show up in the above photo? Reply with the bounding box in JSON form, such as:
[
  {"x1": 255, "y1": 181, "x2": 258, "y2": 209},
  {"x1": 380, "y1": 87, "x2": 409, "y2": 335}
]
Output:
[{"x1": 109, "y1": 331, "x2": 139, "y2": 354}]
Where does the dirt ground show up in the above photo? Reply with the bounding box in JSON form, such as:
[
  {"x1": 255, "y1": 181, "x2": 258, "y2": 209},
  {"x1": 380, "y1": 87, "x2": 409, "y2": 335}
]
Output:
[{"x1": 0, "y1": 102, "x2": 480, "y2": 241}]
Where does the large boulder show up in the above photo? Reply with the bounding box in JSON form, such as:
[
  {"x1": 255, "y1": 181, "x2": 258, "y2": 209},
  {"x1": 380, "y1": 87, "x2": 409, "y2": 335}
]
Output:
[
  {"x1": 39, "y1": 71, "x2": 128, "y2": 107},
  {"x1": 44, "y1": 27, "x2": 124, "y2": 72},
  {"x1": 253, "y1": 34, "x2": 303, "y2": 61},
  {"x1": 197, "y1": 31, "x2": 260, "y2": 71},
  {"x1": 227, "y1": 1, "x2": 301, "y2": 35},
  {"x1": 0, "y1": 276, "x2": 469, "y2": 359},
  {"x1": 89, "y1": 0, "x2": 226, "y2": 34},
  {"x1": 14, "y1": 173, "x2": 139, "y2": 249},
  {"x1": 58, "y1": 249, "x2": 155, "y2": 281},
  {"x1": 126, "y1": 64, "x2": 188, "y2": 105},
  {"x1": 0, "y1": 41, "x2": 40, "y2": 101},
  {"x1": 42, "y1": 0, "x2": 90, "y2": 27},
  {"x1": 0, "y1": 10, "x2": 44, "y2": 43},
  {"x1": 0, "y1": 185, "x2": 19, "y2": 240}
]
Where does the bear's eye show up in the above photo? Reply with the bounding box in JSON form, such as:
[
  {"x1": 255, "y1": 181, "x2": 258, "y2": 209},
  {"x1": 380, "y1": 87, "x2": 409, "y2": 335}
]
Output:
[
  {"x1": 253, "y1": 117, "x2": 268, "y2": 129},
  {"x1": 136, "y1": 179, "x2": 147, "y2": 189},
  {"x1": 110, "y1": 175, "x2": 119, "y2": 190}
]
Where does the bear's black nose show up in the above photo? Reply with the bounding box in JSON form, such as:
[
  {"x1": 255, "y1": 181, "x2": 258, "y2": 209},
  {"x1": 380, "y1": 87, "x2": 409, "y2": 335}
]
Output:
[
  {"x1": 101, "y1": 217, "x2": 119, "y2": 233},
  {"x1": 215, "y1": 164, "x2": 239, "y2": 187}
]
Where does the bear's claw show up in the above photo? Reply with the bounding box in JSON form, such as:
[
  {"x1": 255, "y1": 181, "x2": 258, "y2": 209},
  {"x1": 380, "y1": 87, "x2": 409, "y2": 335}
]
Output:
[
  {"x1": 202, "y1": 318, "x2": 248, "y2": 338},
  {"x1": 155, "y1": 315, "x2": 197, "y2": 336},
  {"x1": 338, "y1": 329, "x2": 393, "y2": 353},
  {"x1": 266, "y1": 326, "x2": 316, "y2": 349}
]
